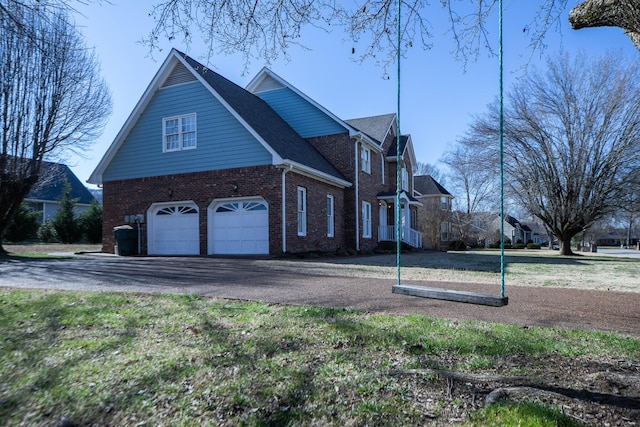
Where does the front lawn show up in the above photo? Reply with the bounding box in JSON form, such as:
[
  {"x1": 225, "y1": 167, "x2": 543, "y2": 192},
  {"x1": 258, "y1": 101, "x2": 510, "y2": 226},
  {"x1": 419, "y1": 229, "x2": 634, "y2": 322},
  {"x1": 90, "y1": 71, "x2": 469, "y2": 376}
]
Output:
[{"x1": 1, "y1": 290, "x2": 638, "y2": 426}]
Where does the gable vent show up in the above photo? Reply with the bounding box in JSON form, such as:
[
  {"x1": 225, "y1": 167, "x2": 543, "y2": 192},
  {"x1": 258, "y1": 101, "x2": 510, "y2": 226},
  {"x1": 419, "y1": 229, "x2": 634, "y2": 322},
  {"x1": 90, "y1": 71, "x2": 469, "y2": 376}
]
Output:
[
  {"x1": 251, "y1": 75, "x2": 284, "y2": 93},
  {"x1": 162, "y1": 62, "x2": 197, "y2": 87}
]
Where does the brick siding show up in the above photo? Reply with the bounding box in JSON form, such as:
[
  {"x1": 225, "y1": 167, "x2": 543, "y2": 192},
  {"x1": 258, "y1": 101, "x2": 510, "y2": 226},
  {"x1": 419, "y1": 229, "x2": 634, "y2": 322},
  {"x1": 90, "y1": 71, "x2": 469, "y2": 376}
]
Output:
[{"x1": 102, "y1": 165, "x2": 347, "y2": 255}]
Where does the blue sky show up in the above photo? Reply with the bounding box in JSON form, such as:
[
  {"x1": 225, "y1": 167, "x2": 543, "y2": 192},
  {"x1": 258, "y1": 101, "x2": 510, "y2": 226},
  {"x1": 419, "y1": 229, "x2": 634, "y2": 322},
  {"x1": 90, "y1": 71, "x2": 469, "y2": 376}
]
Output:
[{"x1": 71, "y1": 1, "x2": 637, "y2": 188}]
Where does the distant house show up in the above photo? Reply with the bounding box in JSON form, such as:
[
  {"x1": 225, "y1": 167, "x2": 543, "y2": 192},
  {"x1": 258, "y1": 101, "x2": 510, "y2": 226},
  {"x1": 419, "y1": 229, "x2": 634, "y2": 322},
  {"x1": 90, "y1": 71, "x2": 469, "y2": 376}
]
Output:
[
  {"x1": 89, "y1": 49, "x2": 423, "y2": 255},
  {"x1": 493, "y1": 214, "x2": 543, "y2": 244},
  {"x1": 24, "y1": 161, "x2": 97, "y2": 223},
  {"x1": 414, "y1": 175, "x2": 453, "y2": 250}
]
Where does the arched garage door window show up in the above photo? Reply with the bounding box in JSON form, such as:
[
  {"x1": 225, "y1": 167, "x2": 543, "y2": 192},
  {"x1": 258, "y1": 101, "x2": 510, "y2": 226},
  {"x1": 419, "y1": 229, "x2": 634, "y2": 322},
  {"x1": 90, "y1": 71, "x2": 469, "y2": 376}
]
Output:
[
  {"x1": 208, "y1": 198, "x2": 268, "y2": 255},
  {"x1": 148, "y1": 202, "x2": 200, "y2": 255}
]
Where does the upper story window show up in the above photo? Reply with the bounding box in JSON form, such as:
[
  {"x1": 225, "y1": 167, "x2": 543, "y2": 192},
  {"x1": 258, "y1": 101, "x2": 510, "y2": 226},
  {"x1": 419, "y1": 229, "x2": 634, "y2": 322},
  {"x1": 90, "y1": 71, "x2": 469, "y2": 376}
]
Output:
[
  {"x1": 380, "y1": 154, "x2": 385, "y2": 184},
  {"x1": 361, "y1": 147, "x2": 371, "y2": 174},
  {"x1": 401, "y1": 167, "x2": 409, "y2": 191},
  {"x1": 441, "y1": 196, "x2": 449, "y2": 210},
  {"x1": 163, "y1": 113, "x2": 196, "y2": 152}
]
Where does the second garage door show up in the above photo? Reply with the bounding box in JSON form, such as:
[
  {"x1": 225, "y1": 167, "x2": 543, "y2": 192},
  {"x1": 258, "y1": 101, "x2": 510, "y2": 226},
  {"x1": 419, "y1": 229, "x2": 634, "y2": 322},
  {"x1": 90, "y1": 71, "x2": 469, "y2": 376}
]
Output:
[{"x1": 209, "y1": 198, "x2": 269, "y2": 255}]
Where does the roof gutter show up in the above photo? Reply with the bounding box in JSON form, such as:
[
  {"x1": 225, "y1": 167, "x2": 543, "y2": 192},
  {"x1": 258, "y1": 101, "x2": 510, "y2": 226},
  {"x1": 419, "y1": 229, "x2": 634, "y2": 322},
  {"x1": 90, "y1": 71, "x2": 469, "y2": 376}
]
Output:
[{"x1": 281, "y1": 160, "x2": 352, "y2": 188}]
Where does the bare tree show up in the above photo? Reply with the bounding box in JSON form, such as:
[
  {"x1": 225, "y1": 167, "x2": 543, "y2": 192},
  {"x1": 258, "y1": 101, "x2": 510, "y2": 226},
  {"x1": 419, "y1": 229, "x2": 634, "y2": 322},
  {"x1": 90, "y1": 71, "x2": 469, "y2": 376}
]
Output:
[
  {"x1": 415, "y1": 162, "x2": 446, "y2": 185},
  {"x1": 441, "y1": 144, "x2": 498, "y2": 243},
  {"x1": 0, "y1": 2, "x2": 111, "y2": 252},
  {"x1": 464, "y1": 52, "x2": 640, "y2": 255},
  {"x1": 141, "y1": 1, "x2": 640, "y2": 71}
]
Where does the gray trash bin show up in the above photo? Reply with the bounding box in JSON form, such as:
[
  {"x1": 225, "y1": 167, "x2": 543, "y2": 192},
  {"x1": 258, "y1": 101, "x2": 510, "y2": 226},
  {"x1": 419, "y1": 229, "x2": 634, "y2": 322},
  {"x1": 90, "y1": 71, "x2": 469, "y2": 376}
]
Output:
[{"x1": 113, "y1": 225, "x2": 138, "y2": 256}]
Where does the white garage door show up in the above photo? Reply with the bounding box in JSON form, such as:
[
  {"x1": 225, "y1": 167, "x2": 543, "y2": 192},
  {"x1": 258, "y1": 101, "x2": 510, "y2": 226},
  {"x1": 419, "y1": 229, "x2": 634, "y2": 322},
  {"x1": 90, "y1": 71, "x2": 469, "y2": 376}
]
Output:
[
  {"x1": 209, "y1": 199, "x2": 268, "y2": 255},
  {"x1": 148, "y1": 203, "x2": 200, "y2": 255}
]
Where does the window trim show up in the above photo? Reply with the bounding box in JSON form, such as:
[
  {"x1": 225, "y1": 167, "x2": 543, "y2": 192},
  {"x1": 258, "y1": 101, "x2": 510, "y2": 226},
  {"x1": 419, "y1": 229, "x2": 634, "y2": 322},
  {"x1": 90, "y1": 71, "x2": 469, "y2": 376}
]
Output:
[
  {"x1": 361, "y1": 147, "x2": 371, "y2": 174},
  {"x1": 401, "y1": 167, "x2": 409, "y2": 191},
  {"x1": 362, "y1": 201, "x2": 372, "y2": 238},
  {"x1": 297, "y1": 187, "x2": 307, "y2": 237},
  {"x1": 327, "y1": 195, "x2": 334, "y2": 237},
  {"x1": 163, "y1": 113, "x2": 197, "y2": 152}
]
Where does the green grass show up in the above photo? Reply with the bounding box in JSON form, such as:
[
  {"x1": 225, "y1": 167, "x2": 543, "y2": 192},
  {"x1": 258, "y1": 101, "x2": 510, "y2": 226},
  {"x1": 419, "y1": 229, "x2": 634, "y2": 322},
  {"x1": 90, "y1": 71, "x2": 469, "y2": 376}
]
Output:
[
  {"x1": 469, "y1": 401, "x2": 583, "y2": 427},
  {"x1": 1, "y1": 289, "x2": 638, "y2": 426}
]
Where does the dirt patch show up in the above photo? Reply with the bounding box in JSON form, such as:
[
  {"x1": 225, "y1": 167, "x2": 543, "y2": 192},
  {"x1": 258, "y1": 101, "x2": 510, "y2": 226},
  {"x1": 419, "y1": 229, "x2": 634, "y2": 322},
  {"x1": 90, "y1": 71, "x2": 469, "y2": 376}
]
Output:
[
  {"x1": 400, "y1": 354, "x2": 640, "y2": 426},
  {"x1": 2, "y1": 243, "x2": 102, "y2": 254}
]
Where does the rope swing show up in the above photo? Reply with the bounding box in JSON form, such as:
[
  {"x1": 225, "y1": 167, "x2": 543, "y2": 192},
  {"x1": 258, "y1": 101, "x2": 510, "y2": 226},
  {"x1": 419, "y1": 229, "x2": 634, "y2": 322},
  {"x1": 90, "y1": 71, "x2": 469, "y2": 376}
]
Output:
[{"x1": 392, "y1": 0, "x2": 508, "y2": 307}]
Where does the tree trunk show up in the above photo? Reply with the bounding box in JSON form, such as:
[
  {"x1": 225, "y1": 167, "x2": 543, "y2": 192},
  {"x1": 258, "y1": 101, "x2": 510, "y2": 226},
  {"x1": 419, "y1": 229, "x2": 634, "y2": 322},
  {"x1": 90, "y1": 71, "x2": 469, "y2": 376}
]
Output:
[{"x1": 559, "y1": 236, "x2": 575, "y2": 256}]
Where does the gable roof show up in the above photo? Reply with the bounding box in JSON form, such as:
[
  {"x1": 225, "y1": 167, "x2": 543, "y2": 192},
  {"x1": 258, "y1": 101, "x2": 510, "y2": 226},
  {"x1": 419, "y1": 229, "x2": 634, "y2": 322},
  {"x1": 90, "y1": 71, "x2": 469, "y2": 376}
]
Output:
[
  {"x1": 247, "y1": 68, "x2": 381, "y2": 153},
  {"x1": 414, "y1": 175, "x2": 452, "y2": 197},
  {"x1": 179, "y1": 53, "x2": 347, "y2": 184},
  {"x1": 89, "y1": 49, "x2": 349, "y2": 187},
  {"x1": 344, "y1": 113, "x2": 396, "y2": 146},
  {"x1": 27, "y1": 161, "x2": 96, "y2": 205}
]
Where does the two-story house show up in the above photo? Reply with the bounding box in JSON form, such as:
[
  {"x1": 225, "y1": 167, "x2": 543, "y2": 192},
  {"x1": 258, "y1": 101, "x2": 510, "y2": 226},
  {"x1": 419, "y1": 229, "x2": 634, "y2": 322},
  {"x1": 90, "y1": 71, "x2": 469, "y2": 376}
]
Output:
[
  {"x1": 414, "y1": 175, "x2": 453, "y2": 250},
  {"x1": 89, "y1": 49, "x2": 421, "y2": 255}
]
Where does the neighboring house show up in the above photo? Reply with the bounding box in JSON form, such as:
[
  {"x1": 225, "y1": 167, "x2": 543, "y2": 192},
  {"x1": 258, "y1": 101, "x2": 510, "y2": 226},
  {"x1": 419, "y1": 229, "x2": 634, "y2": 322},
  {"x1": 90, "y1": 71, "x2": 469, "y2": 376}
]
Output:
[
  {"x1": 89, "y1": 49, "x2": 422, "y2": 255},
  {"x1": 414, "y1": 175, "x2": 453, "y2": 250},
  {"x1": 24, "y1": 160, "x2": 97, "y2": 223},
  {"x1": 492, "y1": 214, "x2": 538, "y2": 244}
]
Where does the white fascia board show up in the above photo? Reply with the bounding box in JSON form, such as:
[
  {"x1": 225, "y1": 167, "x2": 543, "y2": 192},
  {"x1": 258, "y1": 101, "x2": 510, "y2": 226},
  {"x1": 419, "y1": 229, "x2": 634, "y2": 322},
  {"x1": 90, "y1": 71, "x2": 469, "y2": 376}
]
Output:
[
  {"x1": 377, "y1": 191, "x2": 422, "y2": 206},
  {"x1": 88, "y1": 49, "x2": 186, "y2": 184},
  {"x1": 282, "y1": 160, "x2": 352, "y2": 188},
  {"x1": 353, "y1": 132, "x2": 383, "y2": 153},
  {"x1": 404, "y1": 135, "x2": 418, "y2": 167},
  {"x1": 246, "y1": 68, "x2": 375, "y2": 142},
  {"x1": 88, "y1": 50, "x2": 283, "y2": 184}
]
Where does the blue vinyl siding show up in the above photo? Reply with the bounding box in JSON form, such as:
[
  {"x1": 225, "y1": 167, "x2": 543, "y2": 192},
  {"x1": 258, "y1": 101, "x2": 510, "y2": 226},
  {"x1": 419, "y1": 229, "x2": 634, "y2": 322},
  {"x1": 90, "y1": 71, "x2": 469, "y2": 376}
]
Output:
[
  {"x1": 256, "y1": 87, "x2": 346, "y2": 138},
  {"x1": 103, "y1": 82, "x2": 273, "y2": 181}
]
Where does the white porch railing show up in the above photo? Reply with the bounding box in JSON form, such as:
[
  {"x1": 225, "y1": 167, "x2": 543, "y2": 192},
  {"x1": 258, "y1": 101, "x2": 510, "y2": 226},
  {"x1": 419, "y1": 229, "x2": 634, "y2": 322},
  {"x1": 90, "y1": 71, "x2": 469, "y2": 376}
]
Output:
[{"x1": 378, "y1": 225, "x2": 423, "y2": 248}]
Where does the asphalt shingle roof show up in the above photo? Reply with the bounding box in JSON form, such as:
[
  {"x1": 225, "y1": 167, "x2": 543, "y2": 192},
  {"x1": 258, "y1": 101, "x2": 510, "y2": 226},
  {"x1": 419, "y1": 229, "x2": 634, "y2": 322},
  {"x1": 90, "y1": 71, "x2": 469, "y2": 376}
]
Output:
[
  {"x1": 345, "y1": 113, "x2": 395, "y2": 145},
  {"x1": 414, "y1": 175, "x2": 452, "y2": 196},
  {"x1": 180, "y1": 52, "x2": 347, "y2": 183},
  {"x1": 27, "y1": 161, "x2": 96, "y2": 205}
]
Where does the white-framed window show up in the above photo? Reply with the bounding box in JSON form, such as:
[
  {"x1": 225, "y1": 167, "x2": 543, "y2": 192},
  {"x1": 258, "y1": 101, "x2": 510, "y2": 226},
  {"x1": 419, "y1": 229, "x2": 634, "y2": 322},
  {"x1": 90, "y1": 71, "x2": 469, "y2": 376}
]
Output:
[
  {"x1": 297, "y1": 187, "x2": 307, "y2": 236},
  {"x1": 401, "y1": 167, "x2": 409, "y2": 191},
  {"x1": 361, "y1": 147, "x2": 371, "y2": 174},
  {"x1": 441, "y1": 222, "x2": 451, "y2": 241},
  {"x1": 163, "y1": 113, "x2": 197, "y2": 152},
  {"x1": 327, "y1": 195, "x2": 334, "y2": 237},
  {"x1": 362, "y1": 201, "x2": 372, "y2": 238},
  {"x1": 380, "y1": 154, "x2": 385, "y2": 184},
  {"x1": 441, "y1": 196, "x2": 449, "y2": 210}
]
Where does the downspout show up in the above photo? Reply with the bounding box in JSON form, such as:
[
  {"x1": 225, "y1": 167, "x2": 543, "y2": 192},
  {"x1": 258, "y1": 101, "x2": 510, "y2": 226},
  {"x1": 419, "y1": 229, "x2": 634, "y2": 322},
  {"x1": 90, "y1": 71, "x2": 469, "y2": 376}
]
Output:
[
  {"x1": 281, "y1": 164, "x2": 293, "y2": 253},
  {"x1": 354, "y1": 137, "x2": 362, "y2": 251}
]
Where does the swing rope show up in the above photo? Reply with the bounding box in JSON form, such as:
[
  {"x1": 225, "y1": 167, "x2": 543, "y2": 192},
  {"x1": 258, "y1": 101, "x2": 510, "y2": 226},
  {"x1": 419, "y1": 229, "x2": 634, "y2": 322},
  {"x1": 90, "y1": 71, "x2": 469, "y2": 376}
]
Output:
[
  {"x1": 499, "y1": 0, "x2": 506, "y2": 299},
  {"x1": 393, "y1": 0, "x2": 508, "y2": 307},
  {"x1": 395, "y1": 0, "x2": 402, "y2": 289}
]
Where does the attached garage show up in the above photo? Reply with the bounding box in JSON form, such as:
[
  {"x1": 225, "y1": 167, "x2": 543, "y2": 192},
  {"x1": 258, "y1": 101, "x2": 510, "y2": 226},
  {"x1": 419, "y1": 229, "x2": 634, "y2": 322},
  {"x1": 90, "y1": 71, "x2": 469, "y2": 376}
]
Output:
[
  {"x1": 208, "y1": 197, "x2": 269, "y2": 255},
  {"x1": 148, "y1": 202, "x2": 200, "y2": 255}
]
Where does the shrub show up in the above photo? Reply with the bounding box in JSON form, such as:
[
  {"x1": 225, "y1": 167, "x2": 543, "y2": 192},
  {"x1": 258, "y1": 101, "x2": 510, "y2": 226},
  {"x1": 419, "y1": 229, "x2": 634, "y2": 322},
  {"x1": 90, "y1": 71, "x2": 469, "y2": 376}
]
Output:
[
  {"x1": 526, "y1": 243, "x2": 541, "y2": 249},
  {"x1": 513, "y1": 243, "x2": 526, "y2": 249},
  {"x1": 51, "y1": 183, "x2": 81, "y2": 244},
  {"x1": 449, "y1": 240, "x2": 467, "y2": 251},
  {"x1": 4, "y1": 203, "x2": 40, "y2": 242},
  {"x1": 79, "y1": 200, "x2": 103, "y2": 243},
  {"x1": 37, "y1": 220, "x2": 57, "y2": 243}
]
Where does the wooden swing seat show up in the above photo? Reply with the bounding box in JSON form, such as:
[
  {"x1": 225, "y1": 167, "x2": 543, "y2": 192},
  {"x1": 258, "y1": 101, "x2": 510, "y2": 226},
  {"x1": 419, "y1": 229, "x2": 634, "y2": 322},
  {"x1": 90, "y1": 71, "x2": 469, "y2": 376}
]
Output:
[{"x1": 392, "y1": 284, "x2": 508, "y2": 307}]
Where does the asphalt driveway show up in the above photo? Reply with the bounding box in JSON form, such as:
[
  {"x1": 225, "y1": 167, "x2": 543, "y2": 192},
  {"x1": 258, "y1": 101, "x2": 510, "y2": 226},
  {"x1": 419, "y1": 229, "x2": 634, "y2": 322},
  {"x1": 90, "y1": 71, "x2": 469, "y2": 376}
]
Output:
[{"x1": 1, "y1": 254, "x2": 638, "y2": 337}]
